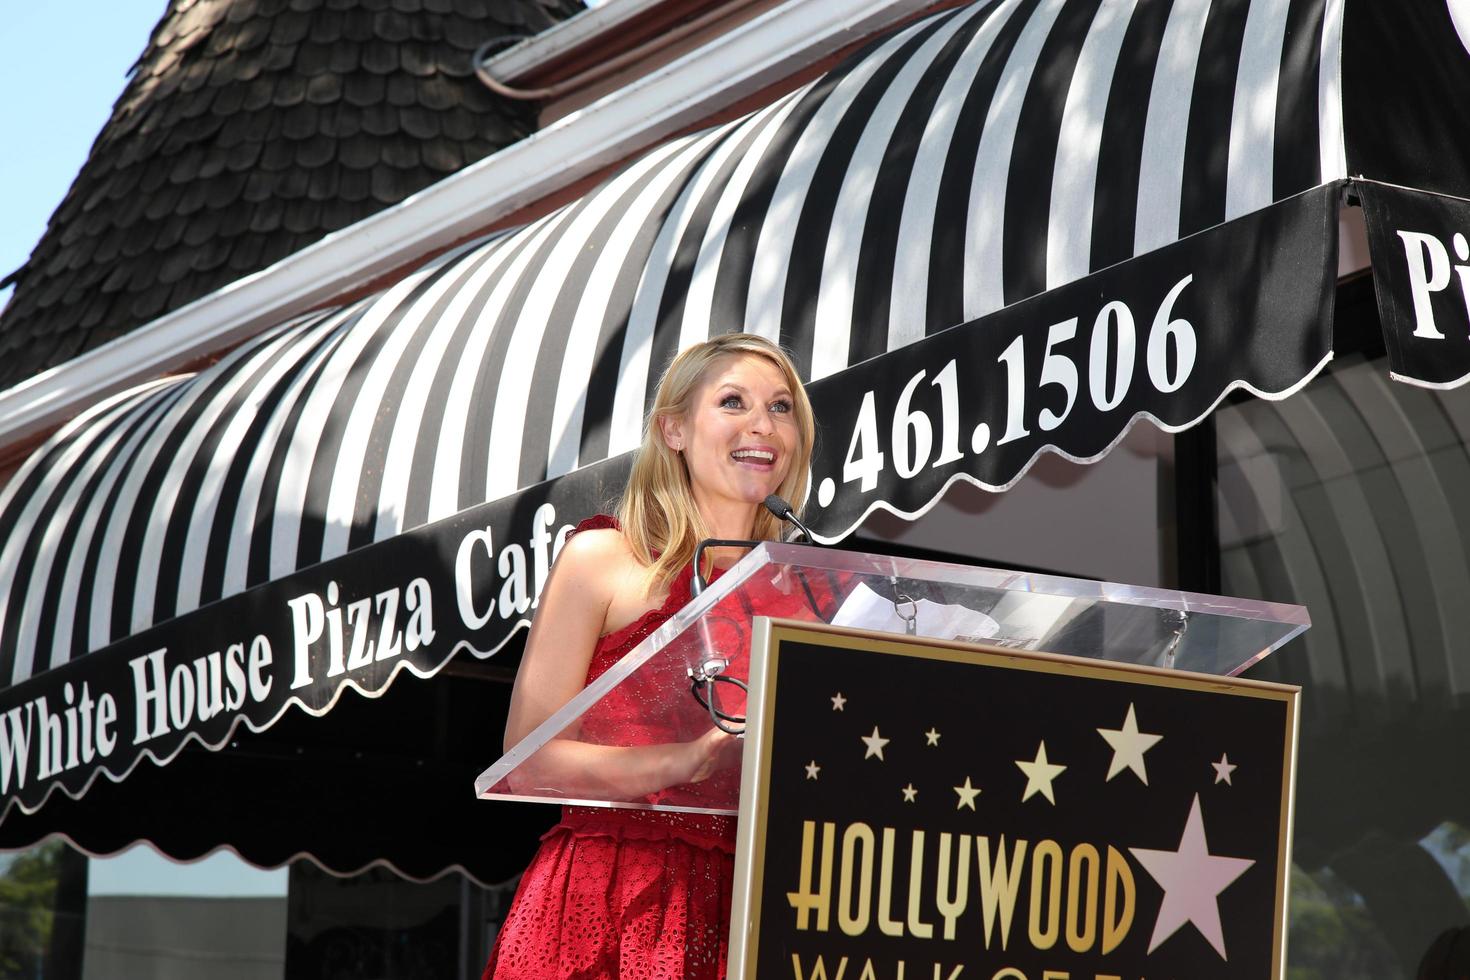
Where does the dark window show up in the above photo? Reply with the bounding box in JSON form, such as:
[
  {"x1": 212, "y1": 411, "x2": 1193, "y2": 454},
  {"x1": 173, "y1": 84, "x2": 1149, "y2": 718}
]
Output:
[{"x1": 1209, "y1": 338, "x2": 1470, "y2": 977}]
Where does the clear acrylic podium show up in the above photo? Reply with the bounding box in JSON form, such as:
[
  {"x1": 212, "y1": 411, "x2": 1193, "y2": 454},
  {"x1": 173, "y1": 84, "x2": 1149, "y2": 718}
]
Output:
[{"x1": 475, "y1": 544, "x2": 1309, "y2": 815}]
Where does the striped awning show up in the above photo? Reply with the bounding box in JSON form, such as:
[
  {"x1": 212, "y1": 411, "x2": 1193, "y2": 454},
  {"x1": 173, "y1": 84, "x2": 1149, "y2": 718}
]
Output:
[{"x1": 0, "y1": 0, "x2": 1361, "y2": 851}]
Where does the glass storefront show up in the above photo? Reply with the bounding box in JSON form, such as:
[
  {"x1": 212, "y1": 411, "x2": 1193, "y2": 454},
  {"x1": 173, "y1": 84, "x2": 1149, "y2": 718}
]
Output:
[
  {"x1": 284, "y1": 861, "x2": 516, "y2": 980},
  {"x1": 83, "y1": 845, "x2": 287, "y2": 979},
  {"x1": 0, "y1": 840, "x2": 85, "y2": 979},
  {"x1": 0, "y1": 840, "x2": 518, "y2": 980},
  {"x1": 1221, "y1": 351, "x2": 1470, "y2": 977}
]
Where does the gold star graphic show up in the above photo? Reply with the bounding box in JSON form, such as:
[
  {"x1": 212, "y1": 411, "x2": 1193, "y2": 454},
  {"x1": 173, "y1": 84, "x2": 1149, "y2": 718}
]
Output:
[
  {"x1": 953, "y1": 777, "x2": 981, "y2": 810},
  {"x1": 1016, "y1": 741, "x2": 1067, "y2": 804},
  {"x1": 830, "y1": 692, "x2": 847, "y2": 711},
  {"x1": 924, "y1": 727, "x2": 941, "y2": 746},
  {"x1": 1212, "y1": 753, "x2": 1237, "y2": 785},
  {"x1": 901, "y1": 783, "x2": 918, "y2": 803},
  {"x1": 1098, "y1": 703, "x2": 1163, "y2": 785},
  {"x1": 805, "y1": 760, "x2": 821, "y2": 780},
  {"x1": 861, "y1": 726, "x2": 890, "y2": 761}
]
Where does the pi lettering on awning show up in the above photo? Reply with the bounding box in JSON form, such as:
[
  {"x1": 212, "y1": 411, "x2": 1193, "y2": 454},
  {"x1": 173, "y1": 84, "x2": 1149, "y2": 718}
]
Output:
[{"x1": 1359, "y1": 180, "x2": 1470, "y2": 388}]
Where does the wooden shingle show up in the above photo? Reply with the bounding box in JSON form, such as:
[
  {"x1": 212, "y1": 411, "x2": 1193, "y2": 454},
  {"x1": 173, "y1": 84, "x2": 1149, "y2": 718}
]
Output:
[{"x1": 0, "y1": 0, "x2": 582, "y2": 389}]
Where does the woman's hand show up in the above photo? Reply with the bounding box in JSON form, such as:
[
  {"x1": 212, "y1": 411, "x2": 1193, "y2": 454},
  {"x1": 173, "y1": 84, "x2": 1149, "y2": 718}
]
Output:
[{"x1": 677, "y1": 726, "x2": 744, "y2": 784}]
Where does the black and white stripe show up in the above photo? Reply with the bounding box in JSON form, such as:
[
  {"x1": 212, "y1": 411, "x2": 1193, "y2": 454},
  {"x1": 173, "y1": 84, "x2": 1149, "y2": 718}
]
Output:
[{"x1": 0, "y1": 0, "x2": 1346, "y2": 682}]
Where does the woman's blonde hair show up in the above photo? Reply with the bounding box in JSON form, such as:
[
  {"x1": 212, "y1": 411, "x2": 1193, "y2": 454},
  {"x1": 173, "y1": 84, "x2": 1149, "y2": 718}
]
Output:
[{"x1": 617, "y1": 334, "x2": 815, "y2": 590}]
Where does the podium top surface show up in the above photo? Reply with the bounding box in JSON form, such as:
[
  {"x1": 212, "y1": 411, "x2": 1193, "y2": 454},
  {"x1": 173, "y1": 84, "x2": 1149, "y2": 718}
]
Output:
[{"x1": 476, "y1": 543, "x2": 1308, "y2": 814}]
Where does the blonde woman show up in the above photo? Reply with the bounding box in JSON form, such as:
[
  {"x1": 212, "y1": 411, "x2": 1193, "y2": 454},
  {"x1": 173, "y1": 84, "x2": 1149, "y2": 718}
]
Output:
[{"x1": 484, "y1": 334, "x2": 818, "y2": 980}]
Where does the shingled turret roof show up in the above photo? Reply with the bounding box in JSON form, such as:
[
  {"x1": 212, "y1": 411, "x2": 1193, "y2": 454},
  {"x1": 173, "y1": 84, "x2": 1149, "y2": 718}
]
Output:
[{"x1": 0, "y1": 0, "x2": 581, "y2": 391}]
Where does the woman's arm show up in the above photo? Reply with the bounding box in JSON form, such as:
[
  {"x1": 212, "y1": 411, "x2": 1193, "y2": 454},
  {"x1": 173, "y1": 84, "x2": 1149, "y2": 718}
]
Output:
[
  {"x1": 502, "y1": 527, "x2": 618, "y2": 751},
  {"x1": 509, "y1": 729, "x2": 742, "y2": 802},
  {"x1": 501, "y1": 529, "x2": 738, "y2": 800}
]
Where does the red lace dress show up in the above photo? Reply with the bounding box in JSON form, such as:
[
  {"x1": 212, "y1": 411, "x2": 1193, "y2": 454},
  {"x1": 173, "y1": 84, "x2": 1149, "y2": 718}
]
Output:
[
  {"x1": 482, "y1": 518, "x2": 736, "y2": 980},
  {"x1": 483, "y1": 516, "x2": 849, "y2": 979}
]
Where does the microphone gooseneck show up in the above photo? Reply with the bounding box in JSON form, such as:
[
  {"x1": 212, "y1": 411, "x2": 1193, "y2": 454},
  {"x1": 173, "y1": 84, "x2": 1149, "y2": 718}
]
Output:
[
  {"x1": 685, "y1": 498, "x2": 820, "y2": 734},
  {"x1": 690, "y1": 496, "x2": 814, "y2": 596},
  {"x1": 690, "y1": 537, "x2": 762, "y2": 597},
  {"x1": 763, "y1": 494, "x2": 815, "y2": 542}
]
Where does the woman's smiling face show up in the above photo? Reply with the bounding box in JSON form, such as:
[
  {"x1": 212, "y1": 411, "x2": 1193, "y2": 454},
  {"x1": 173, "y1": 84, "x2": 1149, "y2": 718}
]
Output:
[{"x1": 660, "y1": 353, "x2": 798, "y2": 523}]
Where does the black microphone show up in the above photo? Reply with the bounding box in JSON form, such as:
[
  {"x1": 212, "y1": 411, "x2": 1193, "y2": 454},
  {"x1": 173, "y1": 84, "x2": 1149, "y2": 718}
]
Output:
[{"x1": 764, "y1": 494, "x2": 816, "y2": 542}]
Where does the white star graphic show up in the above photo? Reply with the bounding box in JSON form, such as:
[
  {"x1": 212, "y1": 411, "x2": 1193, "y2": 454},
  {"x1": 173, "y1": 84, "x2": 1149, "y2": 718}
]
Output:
[
  {"x1": 1015, "y1": 741, "x2": 1067, "y2": 804},
  {"x1": 953, "y1": 777, "x2": 981, "y2": 811},
  {"x1": 830, "y1": 692, "x2": 847, "y2": 711},
  {"x1": 925, "y1": 728, "x2": 941, "y2": 746},
  {"x1": 805, "y1": 760, "x2": 821, "y2": 780},
  {"x1": 1130, "y1": 794, "x2": 1255, "y2": 959},
  {"x1": 861, "y1": 726, "x2": 890, "y2": 760},
  {"x1": 1098, "y1": 703, "x2": 1163, "y2": 784},
  {"x1": 1212, "y1": 753, "x2": 1237, "y2": 785},
  {"x1": 901, "y1": 783, "x2": 917, "y2": 802}
]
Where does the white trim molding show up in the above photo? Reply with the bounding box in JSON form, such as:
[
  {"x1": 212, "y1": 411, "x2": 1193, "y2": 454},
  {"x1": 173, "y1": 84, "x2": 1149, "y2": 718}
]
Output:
[{"x1": 484, "y1": 0, "x2": 676, "y2": 80}]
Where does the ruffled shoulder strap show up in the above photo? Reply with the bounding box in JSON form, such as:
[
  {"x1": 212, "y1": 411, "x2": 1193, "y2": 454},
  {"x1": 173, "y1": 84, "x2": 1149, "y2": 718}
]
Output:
[{"x1": 569, "y1": 513, "x2": 620, "y2": 537}]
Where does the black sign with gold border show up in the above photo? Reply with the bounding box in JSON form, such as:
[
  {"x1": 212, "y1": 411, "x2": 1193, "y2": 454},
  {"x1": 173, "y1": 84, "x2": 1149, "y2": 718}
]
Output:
[{"x1": 731, "y1": 620, "x2": 1299, "y2": 980}]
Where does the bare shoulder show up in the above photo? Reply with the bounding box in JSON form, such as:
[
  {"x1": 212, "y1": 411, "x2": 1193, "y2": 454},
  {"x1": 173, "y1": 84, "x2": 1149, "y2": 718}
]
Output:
[
  {"x1": 545, "y1": 527, "x2": 641, "y2": 620},
  {"x1": 553, "y1": 526, "x2": 635, "y2": 580},
  {"x1": 555, "y1": 525, "x2": 616, "y2": 555},
  {"x1": 555, "y1": 527, "x2": 669, "y2": 636}
]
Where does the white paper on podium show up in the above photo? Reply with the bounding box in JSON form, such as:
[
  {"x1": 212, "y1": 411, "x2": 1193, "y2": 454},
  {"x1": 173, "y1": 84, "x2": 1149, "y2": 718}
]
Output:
[
  {"x1": 829, "y1": 581, "x2": 1097, "y2": 650},
  {"x1": 831, "y1": 582, "x2": 1000, "y2": 642}
]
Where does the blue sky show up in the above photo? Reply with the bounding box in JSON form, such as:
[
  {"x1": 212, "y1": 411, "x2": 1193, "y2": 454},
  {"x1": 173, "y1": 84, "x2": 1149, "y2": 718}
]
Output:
[{"x1": 0, "y1": 3, "x2": 166, "y2": 313}]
